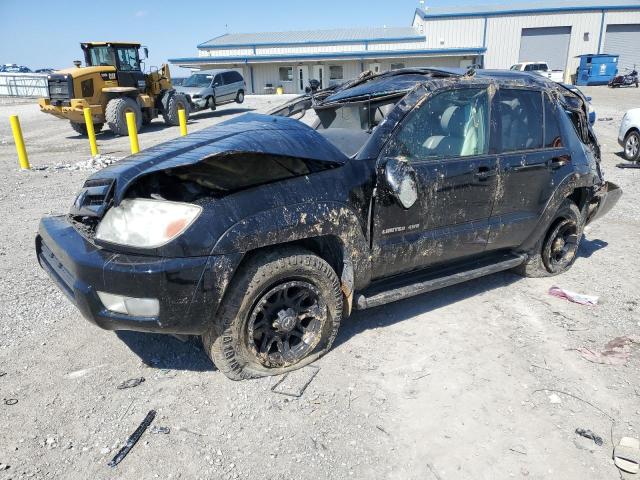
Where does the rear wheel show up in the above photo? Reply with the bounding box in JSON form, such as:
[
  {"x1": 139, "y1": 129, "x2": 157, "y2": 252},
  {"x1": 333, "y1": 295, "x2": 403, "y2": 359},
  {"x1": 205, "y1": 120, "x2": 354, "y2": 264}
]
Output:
[
  {"x1": 624, "y1": 130, "x2": 640, "y2": 162},
  {"x1": 162, "y1": 93, "x2": 190, "y2": 126},
  {"x1": 70, "y1": 121, "x2": 103, "y2": 136},
  {"x1": 515, "y1": 200, "x2": 583, "y2": 277},
  {"x1": 105, "y1": 97, "x2": 141, "y2": 136},
  {"x1": 235, "y1": 90, "x2": 244, "y2": 104},
  {"x1": 202, "y1": 248, "x2": 342, "y2": 380}
]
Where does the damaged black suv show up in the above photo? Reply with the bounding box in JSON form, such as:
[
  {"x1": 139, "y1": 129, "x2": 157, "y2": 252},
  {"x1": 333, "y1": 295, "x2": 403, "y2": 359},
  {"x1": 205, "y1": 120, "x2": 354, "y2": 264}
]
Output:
[{"x1": 37, "y1": 68, "x2": 621, "y2": 380}]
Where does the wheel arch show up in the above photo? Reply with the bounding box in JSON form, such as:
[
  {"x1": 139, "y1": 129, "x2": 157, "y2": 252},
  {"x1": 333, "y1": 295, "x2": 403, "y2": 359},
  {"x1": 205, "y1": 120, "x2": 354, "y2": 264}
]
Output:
[{"x1": 211, "y1": 202, "x2": 372, "y2": 314}]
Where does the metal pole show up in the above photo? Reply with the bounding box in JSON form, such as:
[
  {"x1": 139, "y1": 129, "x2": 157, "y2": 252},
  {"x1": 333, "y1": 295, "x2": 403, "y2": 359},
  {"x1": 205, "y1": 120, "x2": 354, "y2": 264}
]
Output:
[
  {"x1": 83, "y1": 107, "x2": 99, "y2": 156},
  {"x1": 9, "y1": 115, "x2": 30, "y2": 169},
  {"x1": 178, "y1": 108, "x2": 187, "y2": 136},
  {"x1": 126, "y1": 111, "x2": 139, "y2": 154}
]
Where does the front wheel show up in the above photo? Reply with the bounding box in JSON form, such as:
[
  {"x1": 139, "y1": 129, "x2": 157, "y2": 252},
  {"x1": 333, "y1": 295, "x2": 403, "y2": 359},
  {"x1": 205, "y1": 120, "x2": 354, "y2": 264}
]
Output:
[
  {"x1": 624, "y1": 130, "x2": 640, "y2": 162},
  {"x1": 70, "y1": 121, "x2": 103, "y2": 136},
  {"x1": 105, "y1": 97, "x2": 141, "y2": 136},
  {"x1": 202, "y1": 248, "x2": 342, "y2": 380},
  {"x1": 514, "y1": 200, "x2": 583, "y2": 277}
]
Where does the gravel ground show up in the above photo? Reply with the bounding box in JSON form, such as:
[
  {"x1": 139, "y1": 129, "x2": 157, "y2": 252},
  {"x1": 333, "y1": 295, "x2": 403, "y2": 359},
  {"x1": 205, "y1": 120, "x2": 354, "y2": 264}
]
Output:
[{"x1": 0, "y1": 88, "x2": 638, "y2": 480}]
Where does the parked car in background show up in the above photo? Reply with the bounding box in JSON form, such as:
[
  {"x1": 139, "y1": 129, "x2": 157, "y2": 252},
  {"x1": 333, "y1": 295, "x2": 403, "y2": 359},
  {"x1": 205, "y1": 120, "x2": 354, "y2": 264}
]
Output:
[
  {"x1": 176, "y1": 69, "x2": 246, "y2": 112},
  {"x1": 0, "y1": 64, "x2": 31, "y2": 73},
  {"x1": 619, "y1": 108, "x2": 640, "y2": 161},
  {"x1": 172, "y1": 77, "x2": 187, "y2": 86},
  {"x1": 36, "y1": 68, "x2": 620, "y2": 380},
  {"x1": 511, "y1": 62, "x2": 564, "y2": 82},
  {"x1": 564, "y1": 84, "x2": 596, "y2": 124}
]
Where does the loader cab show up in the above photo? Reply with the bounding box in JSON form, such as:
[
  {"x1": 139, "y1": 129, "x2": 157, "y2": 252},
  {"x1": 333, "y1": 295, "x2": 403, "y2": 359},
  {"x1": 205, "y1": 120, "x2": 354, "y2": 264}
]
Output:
[{"x1": 81, "y1": 42, "x2": 146, "y2": 91}]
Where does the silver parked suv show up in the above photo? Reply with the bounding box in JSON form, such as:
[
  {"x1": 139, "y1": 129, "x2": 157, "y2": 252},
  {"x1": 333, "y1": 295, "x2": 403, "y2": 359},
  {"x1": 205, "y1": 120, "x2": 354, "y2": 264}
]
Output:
[{"x1": 176, "y1": 69, "x2": 246, "y2": 112}]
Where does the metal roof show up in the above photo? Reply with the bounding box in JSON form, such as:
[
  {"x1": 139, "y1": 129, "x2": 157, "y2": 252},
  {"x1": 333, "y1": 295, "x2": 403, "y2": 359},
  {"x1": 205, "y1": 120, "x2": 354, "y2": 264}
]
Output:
[
  {"x1": 169, "y1": 47, "x2": 486, "y2": 66},
  {"x1": 416, "y1": 0, "x2": 640, "y2": 18},
  {"x1": 197, "y1": 27, "x2": 424, "y2": 49}
]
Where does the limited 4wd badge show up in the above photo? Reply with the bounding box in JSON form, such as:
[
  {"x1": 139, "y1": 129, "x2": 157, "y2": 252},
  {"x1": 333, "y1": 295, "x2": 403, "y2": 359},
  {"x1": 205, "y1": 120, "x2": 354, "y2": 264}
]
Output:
[{"x1": 100, "y1": 72, "x2": 117, "y2": 81}]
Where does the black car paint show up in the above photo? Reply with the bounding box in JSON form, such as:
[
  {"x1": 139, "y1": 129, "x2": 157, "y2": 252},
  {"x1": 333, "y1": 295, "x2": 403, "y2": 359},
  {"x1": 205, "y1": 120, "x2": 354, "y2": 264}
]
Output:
[{"x1": 36, "y1": 69, "x2": 619, "y2": 335}]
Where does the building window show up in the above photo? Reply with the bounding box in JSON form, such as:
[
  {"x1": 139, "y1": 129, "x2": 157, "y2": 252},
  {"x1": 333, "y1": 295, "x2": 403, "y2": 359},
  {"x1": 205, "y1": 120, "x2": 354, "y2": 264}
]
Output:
[
  {"x1": 279, "y1": 66, "x2": 293, "y2": 82},
  {"x1": 329, "y1": 65, "x2": 343, "y2": 80},
  {"x1": 390, "y1": 63, "x2": 405, "y2": 70}
]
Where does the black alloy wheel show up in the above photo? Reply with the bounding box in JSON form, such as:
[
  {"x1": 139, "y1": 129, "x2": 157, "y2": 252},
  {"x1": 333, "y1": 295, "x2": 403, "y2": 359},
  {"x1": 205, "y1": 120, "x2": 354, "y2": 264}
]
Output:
[{"x1": 246, "y1": 280, "x2": 326, "y2": 368}]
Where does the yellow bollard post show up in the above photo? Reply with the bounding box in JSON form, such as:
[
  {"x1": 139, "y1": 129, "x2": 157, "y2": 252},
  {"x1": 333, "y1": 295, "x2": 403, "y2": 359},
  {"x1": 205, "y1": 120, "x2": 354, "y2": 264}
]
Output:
[
  {"x1": 83, "y1": 107, "x2": 99, "y2": 157},
  {"x1": 178, "y1": 108, "x2": 187, "y2": 136},
  {"x1": 125, "y1": 111, "x2": 139, "y2": 154},
  {"x1": 9, "y1": 115, "x2": 30, "y2": 169}
]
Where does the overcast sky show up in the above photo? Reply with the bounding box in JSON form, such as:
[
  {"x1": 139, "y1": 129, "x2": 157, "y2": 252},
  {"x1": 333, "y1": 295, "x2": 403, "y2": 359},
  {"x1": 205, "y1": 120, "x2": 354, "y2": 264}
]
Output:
[{"x1": 1, "y1": 0, "x2": 509, "y2": 76}]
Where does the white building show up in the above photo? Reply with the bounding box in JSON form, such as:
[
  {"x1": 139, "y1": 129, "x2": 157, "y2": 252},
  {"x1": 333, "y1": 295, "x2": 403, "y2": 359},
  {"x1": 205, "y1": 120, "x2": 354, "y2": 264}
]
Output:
[{"x1": 169, "y1": 0, "x2": 640, "y2": 93}]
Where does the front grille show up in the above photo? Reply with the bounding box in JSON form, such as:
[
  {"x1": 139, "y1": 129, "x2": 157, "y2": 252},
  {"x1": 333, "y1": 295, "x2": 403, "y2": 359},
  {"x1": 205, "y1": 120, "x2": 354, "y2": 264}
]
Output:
[
  {"x1": 47, "y1": 74, "x2": 74, "y2": 105},
  {"x1": 70, "y1": 178, "x2": 115, "y2": 218}
]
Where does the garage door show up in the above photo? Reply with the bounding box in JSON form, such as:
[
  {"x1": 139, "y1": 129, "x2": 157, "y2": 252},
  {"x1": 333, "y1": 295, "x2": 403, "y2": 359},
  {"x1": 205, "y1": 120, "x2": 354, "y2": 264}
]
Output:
[
  {"x1": 604, "y1": 24, "x2": 640, "y2": 71},
  {"x1": 519, "y1": 26, "x2": 572, "y2": 71}
]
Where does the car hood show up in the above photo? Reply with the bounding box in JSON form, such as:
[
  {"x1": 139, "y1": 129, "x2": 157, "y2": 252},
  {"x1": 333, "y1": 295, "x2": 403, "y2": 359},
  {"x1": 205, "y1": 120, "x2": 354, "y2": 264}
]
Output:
[
  {"x1": 175, "y1": 86, "x2": 206, "y2": 95},
  {"x1": 87, "y1": 113, "x2": 349, "y2": 205}
]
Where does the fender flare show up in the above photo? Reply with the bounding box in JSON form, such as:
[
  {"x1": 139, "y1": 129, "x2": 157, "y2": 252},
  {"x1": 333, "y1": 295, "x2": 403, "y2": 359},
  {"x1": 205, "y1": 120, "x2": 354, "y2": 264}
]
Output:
[{"x1": 211, "y1": 201, "x2": 372, "y2": 291}]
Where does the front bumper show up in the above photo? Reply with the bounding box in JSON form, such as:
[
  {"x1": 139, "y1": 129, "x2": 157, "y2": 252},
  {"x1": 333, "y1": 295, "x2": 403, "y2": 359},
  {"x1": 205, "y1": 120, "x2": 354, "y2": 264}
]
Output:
[
  {"x1": 36, "y1": 215, "x2": 224, "y2": 335},
  {"x1": 587, "y1": 181, "x2": 622, "y2": 224},
  {"x1": 38, "y1": 98, "x2": 102, "y2": 124}
]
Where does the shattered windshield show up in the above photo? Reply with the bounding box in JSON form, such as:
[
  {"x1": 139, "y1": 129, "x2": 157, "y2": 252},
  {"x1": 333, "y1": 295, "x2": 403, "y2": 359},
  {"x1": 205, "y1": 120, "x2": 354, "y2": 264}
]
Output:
[{"x1": 184, "y1": 74, "x2": 213, "y2": 88}]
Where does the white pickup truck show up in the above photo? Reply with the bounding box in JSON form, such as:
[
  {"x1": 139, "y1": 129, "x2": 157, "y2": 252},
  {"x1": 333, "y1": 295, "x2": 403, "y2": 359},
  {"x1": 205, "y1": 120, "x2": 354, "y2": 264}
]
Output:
[{"x1": 510, "y1": 62, "x2": 564, "y2": 82}]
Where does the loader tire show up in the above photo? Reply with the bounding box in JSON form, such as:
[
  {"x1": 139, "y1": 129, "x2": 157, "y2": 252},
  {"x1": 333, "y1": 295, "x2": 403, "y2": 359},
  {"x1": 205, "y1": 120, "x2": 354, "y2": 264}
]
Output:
[
  {"x1": 105, "y1": 97, "x2": 142, "y2": 136},
  {"x1": 70, "y1": 121, "x2": 103, "y2": 136},
  {"x1": 162, "y1": 93, "x2": 190, "y2": 126}
]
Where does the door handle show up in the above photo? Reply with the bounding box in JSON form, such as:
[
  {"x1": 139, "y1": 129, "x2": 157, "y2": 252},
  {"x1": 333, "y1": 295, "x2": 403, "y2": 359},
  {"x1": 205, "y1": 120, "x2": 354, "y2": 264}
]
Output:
[
  {"x1": 548, "y1": 155, "x2": 571, "y2": 170},
  {"x1": 474, "y1": 166, "x2": 496, "y2": 180}
]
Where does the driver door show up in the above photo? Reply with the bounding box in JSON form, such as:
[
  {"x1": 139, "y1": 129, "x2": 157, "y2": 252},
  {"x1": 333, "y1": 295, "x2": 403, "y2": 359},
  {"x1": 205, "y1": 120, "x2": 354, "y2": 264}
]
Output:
[{"x1": 371, "y1": 86, "x2": 498, "y2": 279}]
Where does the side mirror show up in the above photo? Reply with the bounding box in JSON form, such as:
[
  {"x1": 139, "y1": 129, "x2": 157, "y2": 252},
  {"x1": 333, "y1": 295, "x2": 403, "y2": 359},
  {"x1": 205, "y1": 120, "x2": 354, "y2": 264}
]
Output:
[
  {"x1": 142, "y1": 47, "x2": 149, "y2": 59},
  {"x1": 384, "y1": 158, "x2": 418, "y2": 209},
  {"x1": 586, "y1": 96, "x2": 592, "y2": 102}
]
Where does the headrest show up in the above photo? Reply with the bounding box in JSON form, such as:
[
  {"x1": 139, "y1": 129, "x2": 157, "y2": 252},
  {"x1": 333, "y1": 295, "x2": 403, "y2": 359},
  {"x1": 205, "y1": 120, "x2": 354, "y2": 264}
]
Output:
[{"x1": 440, "y1": 105, "x2": 466, "y2": 134}]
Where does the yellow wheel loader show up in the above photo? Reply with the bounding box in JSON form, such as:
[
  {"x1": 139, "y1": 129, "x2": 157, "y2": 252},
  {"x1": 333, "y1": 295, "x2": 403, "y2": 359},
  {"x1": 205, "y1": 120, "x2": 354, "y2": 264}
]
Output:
[{"x1": 38, "y1": 42, "x2": 189, "y2": 136}]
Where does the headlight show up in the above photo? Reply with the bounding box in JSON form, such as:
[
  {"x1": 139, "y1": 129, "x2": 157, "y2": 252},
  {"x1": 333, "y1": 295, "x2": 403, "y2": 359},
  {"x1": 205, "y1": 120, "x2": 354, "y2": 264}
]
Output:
[{"x1": 95, "y1": 199, "x2": 202, "y2": 248}]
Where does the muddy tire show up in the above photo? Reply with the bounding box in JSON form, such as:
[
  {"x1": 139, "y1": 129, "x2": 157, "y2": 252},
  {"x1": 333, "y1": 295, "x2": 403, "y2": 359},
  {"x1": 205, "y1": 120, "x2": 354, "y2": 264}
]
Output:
[
  {"x1": 235, "y1": 90, "x2": 244, "y2": 104},
  {"x1": 623, "y1": 130, "x2": 640, "y2": 162},
  {"x1": 202, "y1": 248, "x2": 342, "y2": 381},
  {"x1": 70, "y1": 121, "x2": 103, "y2": 136},
  {"x1": 515, "y1": 200, "x2": 583, "y2": 278},
  {"x1": 162, "y1": 93, "x2": 190, "y2": 126},
  {"x1": 105, "y1": 97, "x2": 141, "y2": 136}
]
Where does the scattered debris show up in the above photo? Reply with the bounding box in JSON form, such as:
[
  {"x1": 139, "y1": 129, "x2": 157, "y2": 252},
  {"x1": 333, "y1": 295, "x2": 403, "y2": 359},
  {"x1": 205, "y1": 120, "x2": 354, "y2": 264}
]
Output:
[
  {"x1": 509, "y1": 445, "x2": 527, "y2": 455},
  {"x1": 548, "y1": 393, "x2": 562, "y2": 404},
  {"x1": 3, "y1": 399, "x2": 17, "y2": 406},
  {"x1": 117, "y1": 377, "x2": 145, "y2": 390},
  {"x1": 0, "y1": 371, "x2": 6, "y2": 377},
  {"x1": 614, "y1": 437, "x2": 640, "y2": 474},
  {"x1": 575, "y1": 428, "x2": 604, "y2": 446},
  {"x1": 532, "y1": 389, "x2": 615, "y2": 421},
  {"x1": 108, "y1": 410, "x2": 156, "y2": 468},
  {"x1": 0, "y1": 463, "x2": 9, "y2": 471},
  {"x1": 617, "y1": 162, "x2": 640, "y2": 169},
  {"x1": 271, "y1": 366, "x2": 319, "y2": 397},
  {"x1": 577, "y1": 336, "x2": 640, "y2": 366},
  {"x1": 150, "y1": 426, "x2": 170, "y2": 434},
  {"x1": 548, "y1": 286, "x2": 598, "y2": 306},
  {"x1": 597, "y1": 117, "x2": 614, "y2": 121},
  {"x1": 376, "y1": 425, "x2": 390, "y2": 436}
]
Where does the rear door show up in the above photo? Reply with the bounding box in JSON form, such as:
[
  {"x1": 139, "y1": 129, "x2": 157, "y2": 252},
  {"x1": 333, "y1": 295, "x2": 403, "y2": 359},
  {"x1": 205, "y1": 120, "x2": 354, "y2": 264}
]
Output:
[
  {"x1": 371, "y1": 86, "x2": 498, "y2": 278},
  {"x1": 221, "y1": 72, "x2": 237, "y2": 101},
  {"x1": 487, "y1": 88, "x2": 569, "y2": 250}
]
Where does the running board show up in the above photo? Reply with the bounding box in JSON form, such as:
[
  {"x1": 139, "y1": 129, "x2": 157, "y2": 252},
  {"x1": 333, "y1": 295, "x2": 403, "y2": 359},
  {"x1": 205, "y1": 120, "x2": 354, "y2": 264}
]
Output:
[{"x1": 354, "y1": 253, "x2": 526, "y2": 310}]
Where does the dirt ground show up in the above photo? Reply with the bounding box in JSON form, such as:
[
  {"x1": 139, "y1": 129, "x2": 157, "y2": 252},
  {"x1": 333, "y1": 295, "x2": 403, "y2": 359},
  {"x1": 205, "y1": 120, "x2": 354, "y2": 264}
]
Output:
[{"x1": 0, "y1": 88, "x2": 638, "y2": 480}]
